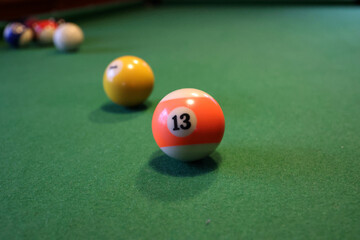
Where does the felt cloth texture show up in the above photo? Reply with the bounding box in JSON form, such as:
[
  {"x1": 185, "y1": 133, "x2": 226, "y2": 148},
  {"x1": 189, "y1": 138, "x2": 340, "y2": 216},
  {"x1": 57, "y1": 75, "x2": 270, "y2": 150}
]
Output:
[{"x1": 0, "y1": 4, "x2": 359, "y2": 239}]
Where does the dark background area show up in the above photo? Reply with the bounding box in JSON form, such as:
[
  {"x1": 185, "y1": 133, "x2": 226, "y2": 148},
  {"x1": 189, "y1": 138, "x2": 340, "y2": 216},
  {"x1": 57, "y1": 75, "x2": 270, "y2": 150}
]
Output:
[
  {"x1": 0, "y1": 0, "x2": 358, "y2": 21},
  {"x1": 0, "y1": 0, "x2": 140, "y2": 20}
]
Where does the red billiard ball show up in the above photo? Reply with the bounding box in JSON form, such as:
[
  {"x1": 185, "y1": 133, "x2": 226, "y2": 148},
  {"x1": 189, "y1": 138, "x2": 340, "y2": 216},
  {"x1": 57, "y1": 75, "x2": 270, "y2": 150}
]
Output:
[
  {"x1": 32, "y1": 19, "x2": 58, "y2": 45},
  {"x1": 152, "y1": 88, "x2": 225, "y2": 161}
]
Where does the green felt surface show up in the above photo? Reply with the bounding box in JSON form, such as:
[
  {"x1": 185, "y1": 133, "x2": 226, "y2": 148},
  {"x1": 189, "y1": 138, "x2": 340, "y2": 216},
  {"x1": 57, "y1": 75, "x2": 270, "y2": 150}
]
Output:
[{"x1": 1, "y1": 5, "x2": 360, "y2": 239}]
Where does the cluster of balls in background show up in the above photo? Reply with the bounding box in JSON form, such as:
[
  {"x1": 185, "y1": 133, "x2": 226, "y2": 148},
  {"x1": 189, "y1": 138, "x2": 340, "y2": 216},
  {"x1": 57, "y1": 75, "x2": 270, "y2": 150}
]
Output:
[
  {"x1": 3, "y1": 18, "x2": 84, "y2": 52},
  {"x1": 103, "y1": 56, "x2": 225, "y2": 162}
]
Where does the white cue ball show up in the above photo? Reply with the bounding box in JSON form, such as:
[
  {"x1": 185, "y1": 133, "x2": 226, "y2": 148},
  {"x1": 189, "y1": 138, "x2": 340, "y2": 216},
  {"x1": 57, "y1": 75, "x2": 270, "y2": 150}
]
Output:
[{"x1": 53, "y1": 23, "x2": 84, "y2": 52}]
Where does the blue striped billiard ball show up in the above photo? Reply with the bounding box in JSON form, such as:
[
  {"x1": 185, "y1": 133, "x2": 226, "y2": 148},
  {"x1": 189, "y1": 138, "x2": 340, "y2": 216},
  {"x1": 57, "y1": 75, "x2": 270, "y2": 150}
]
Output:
[{"x1": 3, "y1": 22, "x2": 33, "y2": 48}]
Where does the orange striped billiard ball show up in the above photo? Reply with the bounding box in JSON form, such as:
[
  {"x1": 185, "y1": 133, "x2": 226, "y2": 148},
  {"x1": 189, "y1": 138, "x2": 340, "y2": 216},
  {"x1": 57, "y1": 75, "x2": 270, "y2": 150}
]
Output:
[{"x1": 152, "y1": 88, "x2": 225, "y2": 161}]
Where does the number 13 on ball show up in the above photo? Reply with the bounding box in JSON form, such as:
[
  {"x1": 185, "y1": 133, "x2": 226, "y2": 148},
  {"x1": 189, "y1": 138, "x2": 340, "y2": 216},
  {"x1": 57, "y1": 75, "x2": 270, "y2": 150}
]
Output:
[{"x1": 152, "y1": 88, "x2": 225, "y2": 161}]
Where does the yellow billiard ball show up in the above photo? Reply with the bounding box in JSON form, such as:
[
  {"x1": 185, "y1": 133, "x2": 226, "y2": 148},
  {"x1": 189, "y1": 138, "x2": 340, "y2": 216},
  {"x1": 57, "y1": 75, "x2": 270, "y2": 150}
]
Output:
[{"x1": 103, "y1": 56, "x2": 154, "y2": 107}]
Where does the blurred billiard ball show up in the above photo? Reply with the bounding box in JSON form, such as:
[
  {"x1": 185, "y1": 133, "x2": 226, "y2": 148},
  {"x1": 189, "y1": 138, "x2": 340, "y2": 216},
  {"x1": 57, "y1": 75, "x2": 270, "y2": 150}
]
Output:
[
  {"x1": 152, "y1": 88, "x2": 225, "y2": 161},
  {"x1": 32, "y1": 19, "x2": 58, "y2": 45},
  {"x1": 3, "y1": 22, "x2": 33, "y2": 48},
  {"x1": 53, "y1": 23, "x2": 84, "y2": 52},
  {"x1": 103, "y1": 56, "x2": 155, "y2": 107}
]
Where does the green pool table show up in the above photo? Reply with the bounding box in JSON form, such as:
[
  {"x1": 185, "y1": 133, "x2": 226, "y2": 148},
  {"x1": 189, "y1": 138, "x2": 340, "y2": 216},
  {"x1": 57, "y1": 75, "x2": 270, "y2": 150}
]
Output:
[{"x1": 1, "y1": 3, "x2": 359, "y2": 239}]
